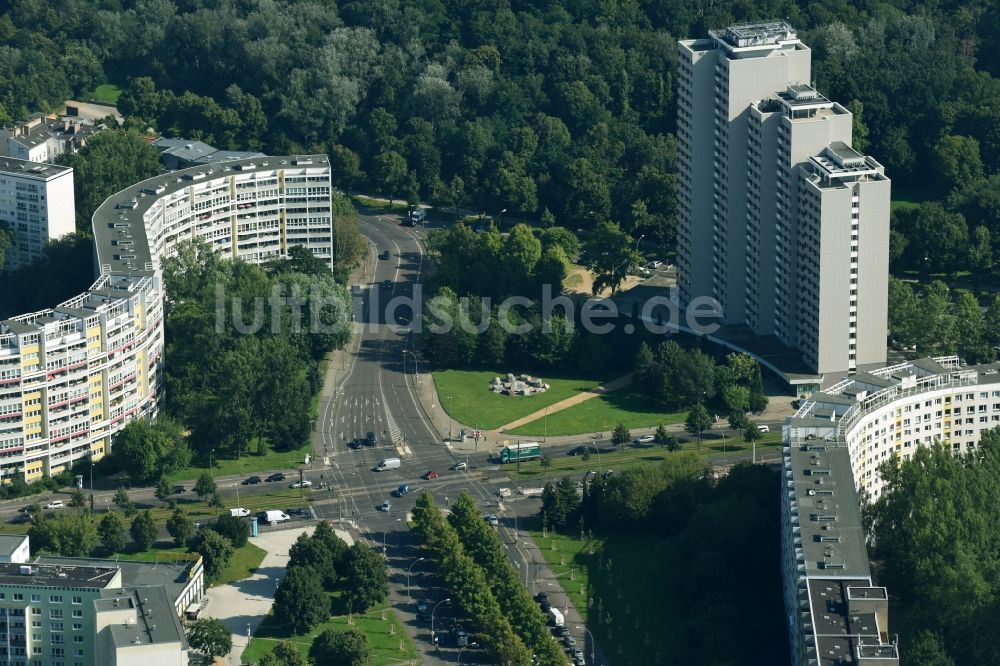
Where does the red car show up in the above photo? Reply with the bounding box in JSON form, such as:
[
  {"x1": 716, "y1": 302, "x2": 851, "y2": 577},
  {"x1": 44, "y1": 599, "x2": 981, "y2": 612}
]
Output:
[{"x1": 422, "y1": 470, "x2": 440, "y2": 480}]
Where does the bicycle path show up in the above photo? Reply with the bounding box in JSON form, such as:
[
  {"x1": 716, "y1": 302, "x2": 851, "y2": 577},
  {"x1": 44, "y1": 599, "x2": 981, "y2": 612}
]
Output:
[{"x1": 496, "y1": 374, "x2": 633, "y2": 433}]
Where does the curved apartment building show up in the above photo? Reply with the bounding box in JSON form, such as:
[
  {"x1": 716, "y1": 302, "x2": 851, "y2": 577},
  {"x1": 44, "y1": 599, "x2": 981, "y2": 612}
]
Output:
[
  {"x1": 0, "y1": 155, "x2": 332, "y2": 481},
  {"x1": 780, "y1": 356, "x2": 1000, "y2": 664}
]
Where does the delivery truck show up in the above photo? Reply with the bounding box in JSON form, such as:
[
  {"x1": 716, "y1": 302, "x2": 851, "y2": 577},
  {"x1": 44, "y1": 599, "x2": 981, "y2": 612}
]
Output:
[{"x1": 548, "y1": 607, "x2": 565, "y2": 627}]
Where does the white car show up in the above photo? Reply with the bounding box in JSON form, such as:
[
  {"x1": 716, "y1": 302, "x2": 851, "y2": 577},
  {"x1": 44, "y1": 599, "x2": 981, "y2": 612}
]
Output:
[
  {"x1": 451, "y1": 461, "x2": 468, "y2": 471},
  {"x1": 757, "y1": 424, "x2": 770, "y2": 433},
  {"x1": 485, "y1": 514, "x2": 499, "y2": 527},
  {"x1": 380, "y1": 500, "x2": 391, "y2": 512},
  {"x1": 44, "y1": 500, "x2": 64, "y2": 510},
  {"x1": 634, "y1": 434, "x2": 655, "y2": 444},
  {"x1": 290, "y1": 480, "x2": 313, "y2": 489},
  {"x1": 649, "y1": 260, "x2": 663, "y2": 268}
]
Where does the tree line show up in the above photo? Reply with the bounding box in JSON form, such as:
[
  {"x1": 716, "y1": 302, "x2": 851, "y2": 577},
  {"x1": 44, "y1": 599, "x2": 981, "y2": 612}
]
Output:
[
  {"x1": 411, "y1": 491, "x2": 568, "y2": 666},
  {"x1": 889, "y1": 277, "x2": 1000, "y2": 363},
  {"x1": 543, "y1": 459, "x2": 788, "y2": 665},
  {"x1": 864, "y1": 428, "x2": 1000, "y2": 666}
]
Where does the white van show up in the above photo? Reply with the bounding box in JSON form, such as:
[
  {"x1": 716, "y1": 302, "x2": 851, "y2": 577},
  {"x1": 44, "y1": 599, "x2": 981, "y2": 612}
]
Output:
[
  {"x1": 263, "y1": 510, "x2": 290, "y2": 524},
  {"x1": 373, "y1": 457, "x2": 401, "y2": 472},
  {"x1": 548, "y1": 607, "x2": 565, "y2": 627},
  {"x1": 408, "y1": 208, "x2": 426, "y2": 224},
  {"x1": 229, "y1": 508, "x2": 250, "y2": 518}
]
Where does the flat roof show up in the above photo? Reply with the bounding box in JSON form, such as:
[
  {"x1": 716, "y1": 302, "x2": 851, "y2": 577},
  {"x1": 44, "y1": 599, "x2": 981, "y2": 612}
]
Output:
[
  {"x1": 787, "y1": 442, "x2": 871, "y2": 578},
  {"x1": 0, "y1": 156, "x2": 72, "y2": 180},
  {"x1": 91, "y1": 154, "x2": 329, "y2": 274},
  {"x1": 0, "y1": 561, "x2": 119, "y2": 588},
  {"x1": 38, "y1": 555, "x2": 199, "y2": 606},
  {"x1": 0, "y1": 535, "x2": 26, "y2": 558},
  {"x1": 103, "y1": 586, "x2": 186, "y2": 649}
]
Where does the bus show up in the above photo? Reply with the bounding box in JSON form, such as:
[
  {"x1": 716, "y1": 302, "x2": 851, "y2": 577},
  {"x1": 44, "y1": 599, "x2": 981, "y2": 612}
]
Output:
[{"x1": 499, "y1": 442, "x2": 541, "y2": 464}]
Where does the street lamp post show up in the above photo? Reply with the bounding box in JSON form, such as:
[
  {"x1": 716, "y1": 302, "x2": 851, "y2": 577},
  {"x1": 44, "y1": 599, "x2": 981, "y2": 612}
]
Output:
[
  {"x1": 633, "y1": 233, "x2": 645, "y2": 253},
  {"x1": 406, "y1": 557, "x2": 425, "y2": 600},
  {"x1": 445, "y1": 395, "x2": 454, "y2": 442},
  {"x1": 403, "y1": 350, "x2": 419, "y2": 384},
  {"x1": 576, "y1": 625, "x2": 597, "y2": 664},
  {"x1": 431, "y1": 598, "x2": 452, "y2": 649}
]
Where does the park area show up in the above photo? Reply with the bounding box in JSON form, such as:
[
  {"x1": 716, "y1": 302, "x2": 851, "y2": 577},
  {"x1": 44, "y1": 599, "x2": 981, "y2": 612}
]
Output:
[
  {"x1": 242, "y1": 601, "x2": 418, "y2": 665},
  {"x1": 433, "y1": 369, "x2": 696, "y2": 437},
  {"x1": 432, "y1": 369, "x2": 613, "y2": 431},
  {"x1": 527, "y1": 518, "x2": 685, "y2": 666},
  {"x1": 507, "y1": 388, "x2": 685, "y2": 437}
]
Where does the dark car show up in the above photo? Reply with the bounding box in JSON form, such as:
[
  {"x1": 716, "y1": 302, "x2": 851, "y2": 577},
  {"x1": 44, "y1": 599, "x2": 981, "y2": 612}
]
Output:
[
  {"x1": 380, "y1": 249, "x2": 391, "y2": 260},
  {"x1": 265, "y1": 473, "x2": 285, "y2": 483},
  {"x1": 286, "y1": 508, "x2": 309, "y2": 517},
  {"x1": 242, "y1": 476, "x2": 262, "y2": 485},
  {"x1": 349, "y1": 438, "x2": 363, "y2": 450},
  {"x1": 535, "y1": 592, "x2": 549, "y2": 604},
  {"x1": 567, "y1": 446, "x2": 587, "y2": 456},
  {"x1": 173, "y1": 485, "x2": 186, "y2": 494},
  {"x1": 381, "y1": 279, "x2": 392, "y2": 289},
  {"x1": 366, "y1": 431, "x2": 376, "y2": 446}
]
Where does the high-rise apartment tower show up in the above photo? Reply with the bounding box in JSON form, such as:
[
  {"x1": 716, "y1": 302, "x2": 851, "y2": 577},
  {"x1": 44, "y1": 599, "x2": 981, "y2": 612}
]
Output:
[{"x1": 677, "y1": 22, "x2": 890, "y2": 375}]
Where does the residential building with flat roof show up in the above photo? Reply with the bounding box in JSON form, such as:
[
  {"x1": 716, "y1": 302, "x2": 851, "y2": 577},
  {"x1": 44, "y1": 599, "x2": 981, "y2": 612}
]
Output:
[
  {"x1": 0, "y1": 155, "x2": 332, "y2": 481},
  {"x1": 0, "y1": 158, "x2": 75, "y2": 269},
  {"x1": 0, "y1": 544, "x2": 200, "y2": 665},
  {"x1": 677, "y1": 22, "x2": 890, "y2": 379}
]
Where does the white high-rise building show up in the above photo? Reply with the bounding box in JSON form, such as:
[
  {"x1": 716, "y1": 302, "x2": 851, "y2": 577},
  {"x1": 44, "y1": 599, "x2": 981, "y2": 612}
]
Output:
[
  {"x1": 677, "y1": 22, "x2": 890, "y2": 376},
  {"x1": 0, "y1": 158, "x2": 75, "y2": 269}
]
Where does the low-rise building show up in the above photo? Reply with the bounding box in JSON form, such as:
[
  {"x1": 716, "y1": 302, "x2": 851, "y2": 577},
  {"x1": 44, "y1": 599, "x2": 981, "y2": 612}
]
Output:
[{"x1": 151, "y1": 138, "x2": 265, "y2": 170}]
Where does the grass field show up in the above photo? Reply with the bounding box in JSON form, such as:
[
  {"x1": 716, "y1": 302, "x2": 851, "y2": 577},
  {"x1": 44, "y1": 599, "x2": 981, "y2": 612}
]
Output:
[
  {"x1": 93, "y1": 84, "x2": 121, "y2": 103},
  {"x1": 214, "y1": 542, "x2": 267, "y2": 586},
  {"x1": 164, "y1": 438, "x2": 313, "y2": 483},
  {"x1": 890, "y1": 199, "x2": 921, "y2": 212},
  {"x1": 526, "y1": 517, "x2": 685, "y2": 666},
  {"x1": 242, "y1": 602, "x2": 418, "y2": 665},
  {"x1": 504, "y1": 432, "x2": 782, "y2": 479},
  {"x1": 433, "y1": 369, "x2": 612, "y2": 431},
  {"x1": 507, "y1": 389, "x2": 685, "y2": 436}
]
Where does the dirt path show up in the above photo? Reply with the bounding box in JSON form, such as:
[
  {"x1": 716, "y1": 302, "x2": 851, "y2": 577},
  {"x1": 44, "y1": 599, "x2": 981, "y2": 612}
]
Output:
[{"x1": 497, "y1": 373, "x2": 633, "y2": 432}]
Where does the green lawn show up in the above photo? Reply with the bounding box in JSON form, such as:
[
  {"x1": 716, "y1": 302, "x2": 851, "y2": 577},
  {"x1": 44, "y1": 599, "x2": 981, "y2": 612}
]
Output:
[
  {"x1": 433, "y1": 369, "x2": 612, "y2": 431},
  {"x1": 242, "y1": 603, "x2": 419, "y2": 666},
  {"x1": 116, "y1": 543, "x2": 188, "y2": 562},
  {"x1": 890, "y1": 199, "x2": 921, "y2": 212},
  {"x1": 164, "y1": 438, "x2": 313, "y2": 483},
  {"x1": 214, "y1": 542, "x2": 267, "y2": 586},
  {"x1": 93, "y1": 83, "x2": 121, "y2": 103},
  {"x1": 507, "y1": 389, "x2": 685, "y2": 436},
  {"x1": 526, "y1": 518, "x2": 685, "y2": 666},
  {"x1": 505, "y1": 432, "x2": 782, "y2": 479}
]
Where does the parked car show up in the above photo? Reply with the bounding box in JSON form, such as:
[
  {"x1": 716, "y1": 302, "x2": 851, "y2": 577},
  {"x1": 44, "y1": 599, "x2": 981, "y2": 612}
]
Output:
[
  {"x1": 564, "y1": 636, "x2": 577, "y2": 648},
  {"x1": 535, "y1": 592, "x2": 549, "y2": 604},
  {"x1": 349, "y1": 438, "x2": 363, "y2": 450},
  {"x1": 265, "y1": 473, "x2": 285, "y2": 482},
  {"x1": 286, "y1": 508, "x2": 309, "y2": 517},
  {"x1": 451, "y1": 461, "x2": 468, "y2": 470},
  {"x1": 393, "y1": 484, "x2": 410, "y2": 497},
  {"x1": 485, "y1": 514, "x2": 499, "y2": 527},
  {"x1": 379, "y1": 249, "x2": 391, "y2": 260},
  {"x1": 416, "y1": 599, "x2": 429, "y2": 620},
  {"x1": 290, "y1": 480, "x2": 312, "y2": 489},
  {"x1": 366, "y1": 431, "x2": 376, "y2": 446},
  {"x1": 381, "y1": 279, "x2": 393, "y2": 289},
  {"x1": 229, "y1": 508, "x2": 251, "y2": 518},
  {"x1": 44, "y1": 500, "x2": 64, "y2": 510},
  {"x1": 649, "y1": 260, "x2": 663, "y2": 268},
  {"x1": 633, "y1": 434, "x2": 655, "y2": 445},
  {"x1": 242, "y1": 476, "x2": 262, "y2": 485},
  {"x1": 757, "y1": 424, "x2": 770, "y2": 433},
  {"x1": 422, "y1": 470, "x2": 440, "y2": 480},
  {"x1": 174, "y1": 485, "x2": 186, "y2": 494},
  {"x1": 380, "y1": 500, "x2": 391, "y2": 512}
]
